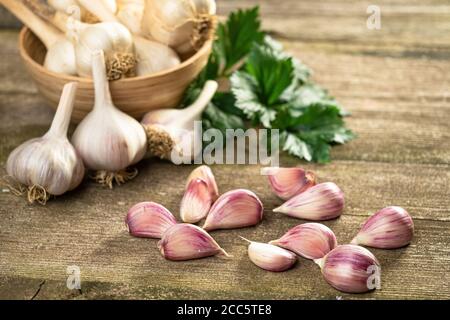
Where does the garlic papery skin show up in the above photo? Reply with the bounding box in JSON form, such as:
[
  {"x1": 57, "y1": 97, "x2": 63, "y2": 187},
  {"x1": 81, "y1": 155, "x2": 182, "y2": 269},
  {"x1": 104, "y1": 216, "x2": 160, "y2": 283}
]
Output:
[
  {"x1": 6, "y1": 82, "x2": 85, "y2": 204},
  {"x1": 158, "y1": 224, "x2": 229, "y2": 261},
  {"x1": 270, "y1": 223, "x2": 337, "y2": 260},
  {"x1": 76, "y1": 0, "x2": 181, "y2": 76},
  {"x1": 141, "y1": 80, "x2": 218, "y2": 163},
  {"x1": 141, "y1": 0, "x2": 217, "y2": 56},
  {"x1": 202, "y1": 189, "x2": 264, "y2": 231},
  {"x1": 314, "y1": 245, "x2": 381, "y2": 293},
  {"x1": 351, "y1": 206, "x2": 414, "y2": 249},
  {"x1": 1, "y1": 0, "x2": 77, "y2": 76},
  {"x1": 186, "y1": 165, "x2": 219, "y2": 201},
  {"x1": 71, "y1": 50, "x2": 147, "y2": 188},
  {"x1": 261, "y1": 167, "x2": 316, "y2": 200},
  {"x1": 180, "y1": 178, "x2": 213, "y2": 223},
  {"x1": 273, "y1": 182, "x2": 344, "y2": 221},
  {"x1": 242, "y1": 238, "x2": 297, "y2": 272},
  {"x1": 126, "y1": 201, "x2": 177, "y2": 238}
]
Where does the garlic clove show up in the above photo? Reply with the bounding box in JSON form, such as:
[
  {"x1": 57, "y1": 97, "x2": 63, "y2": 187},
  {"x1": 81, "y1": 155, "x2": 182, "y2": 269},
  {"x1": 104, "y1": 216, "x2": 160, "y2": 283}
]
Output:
[
  {"x1": 6, "y1": 82, "x2": 85, "y2": 204},
  {"x1": 351, "y1": 206, "x2": 414, "y2": 249},
  {"x1": 125, "y1": 201, "x2": 177, "y2": 238},
  {"x1": 314, "y1": 244, "x2": 381, "y2": 293},
  {"x1": 242, "y1": 238, "x2": 297, "y2": 272},
  {"x1": 273, "y1": 182, "x2": 344, "y2": 221},
  {"x1": 202, "y1": 189, "x2": 264, "y2": 231},
  {"x1": 261, "y1": 167, "x2": 316, "y2": 200},
  {"x1": 186, "y1": 165, "x2": 219, "y2": 201},
  {"x1": 180, "y1": 178, "x2": 213, "y2": 223},
  {"x1": 270, "y1": 223, "x2": 337, "y2": 260},
  {"x1": 158, "y1": 224, "x2": 229, "y2": 261}
]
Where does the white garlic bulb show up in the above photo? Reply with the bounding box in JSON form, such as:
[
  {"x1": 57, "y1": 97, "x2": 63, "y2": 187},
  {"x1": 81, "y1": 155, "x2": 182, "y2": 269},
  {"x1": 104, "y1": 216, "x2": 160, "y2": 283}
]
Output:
[
  {"x1": 71, "y1": 50, "x2": 147, "y2": 188},
  {"x1": 116, "y1": 0, "x2": 145, "y2": 35},
  {"x1": 23, "y1": 1, "x2": 136, "y2": 80},
  {"x1": 141, "y1": 0, "x2": 217, "y2": 56},
  {"x1": 76, "y1": 0, "x2": 181, "y2": 76},
  {"x1": 48, "y1": 0, "x2": 117, "y2": 22},
  {"x1": 2, "y1": 0, "x2": 77, "y2": 76},
  {"x1": 141, "y1": 80, "x2": 218, "y2": 164},
  {"x1": 6, "y1": 82, "x2": 85, "y2": 204}
]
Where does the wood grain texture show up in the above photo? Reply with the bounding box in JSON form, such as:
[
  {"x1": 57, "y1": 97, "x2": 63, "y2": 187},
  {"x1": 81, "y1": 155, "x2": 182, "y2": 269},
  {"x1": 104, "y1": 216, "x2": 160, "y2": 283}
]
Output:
[{"x1": 0, "y1": 0, "x2": 449, "y2": 299}]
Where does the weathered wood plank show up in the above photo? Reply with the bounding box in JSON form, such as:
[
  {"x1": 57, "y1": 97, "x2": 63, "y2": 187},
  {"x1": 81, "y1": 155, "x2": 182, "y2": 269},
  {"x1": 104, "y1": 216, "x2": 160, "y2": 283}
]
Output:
[{"x1": 0, "y1": 190, "x2": 448, "y2": 299}]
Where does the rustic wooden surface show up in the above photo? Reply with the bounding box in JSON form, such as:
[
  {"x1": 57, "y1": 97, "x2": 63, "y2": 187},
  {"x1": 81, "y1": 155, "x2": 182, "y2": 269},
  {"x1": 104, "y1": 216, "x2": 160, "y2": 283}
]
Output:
[{"x1": 0, "y1": 0, "x2": 449, "y2": 300}]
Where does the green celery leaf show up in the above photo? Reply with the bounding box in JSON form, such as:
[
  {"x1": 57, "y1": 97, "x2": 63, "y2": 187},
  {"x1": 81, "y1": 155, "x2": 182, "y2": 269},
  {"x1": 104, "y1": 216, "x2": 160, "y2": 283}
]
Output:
[{"x1": 246, "y1": 44, "x2": 295, "y2": 106}]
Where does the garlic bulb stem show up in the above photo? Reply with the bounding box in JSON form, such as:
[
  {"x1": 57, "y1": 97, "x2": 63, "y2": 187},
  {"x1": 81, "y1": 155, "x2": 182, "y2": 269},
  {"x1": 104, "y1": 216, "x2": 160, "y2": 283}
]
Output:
[
  {"x1": 1, "y1": 0, "x2": 60, "y2": 48},
  {"x1": 47, "y1": 83, "x2": 78, "y2": 138}
]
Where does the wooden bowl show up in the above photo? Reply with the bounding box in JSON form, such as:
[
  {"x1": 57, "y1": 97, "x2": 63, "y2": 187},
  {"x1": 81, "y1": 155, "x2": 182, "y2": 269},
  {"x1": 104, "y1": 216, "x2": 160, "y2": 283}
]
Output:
[{"x1": 19, "y1": 27, "x2": 212, "y2": 123}]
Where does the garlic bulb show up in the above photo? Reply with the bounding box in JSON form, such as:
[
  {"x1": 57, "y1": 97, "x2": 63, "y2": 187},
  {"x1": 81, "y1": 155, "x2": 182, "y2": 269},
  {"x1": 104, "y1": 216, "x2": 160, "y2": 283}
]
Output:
[
  {"x1": 24, "y1": 1, "x2": 136, "y2": 80},
  {"x1": 242, "y1": 238, "x2": 297, "y2": 272},
  {"x1": 141, "y1": 80, "x2": 218, "y2": 163},
  {"x1": 116, "y1": 0, "x2": 145, "y2": 35},
  {"x1": 261, "y1": 167, "x2": 316, "y2": 200},
  {"x1": 48, "y1": 0, "x2": 117, "y2": 23},
  {"x1": 314, "y1": 245, "x2": 381, "y2": 293},
  {"x1": 6, "y1": 82, "x2": 85, "y2": 204},
  {"x1": 351, "y1": 206, "x2": 414, "y2": 249},
  {"x1": 1, "y1": 0, "x2": 77, "y2": 75},
  {"x1": 141, "y1": 0, "x2": 217, "y2": 56},
  {"x1": 76, "y1": 0, "x2": 181, "y2": 76},
  {"x1": 126, "y1": 202, "x2": 177, "y2": 238},
  {"x1": 158, "y1": 224, "x2": 229, "y2": 261},
  {"x1": 270, "y1": 223, "x2": 337, "y2": 260},
  {"x1": 72, "y1": 50, "x2": 147, "y2": 188},
  {"x1": 273, "y1": 182, "x2": 345, "y2": 221}
]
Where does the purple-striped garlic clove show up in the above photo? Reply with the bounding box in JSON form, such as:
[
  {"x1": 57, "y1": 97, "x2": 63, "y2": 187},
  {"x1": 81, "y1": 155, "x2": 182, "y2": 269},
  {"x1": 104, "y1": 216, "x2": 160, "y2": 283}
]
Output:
[
  {"x1": 242, "y1": 237, "x2": 297, "y2": 272},
  {"x1": 125, "y1": 202, "x2": 177, "y2": 239},
  {"x1": 273, "y1": 182, "x2": 344, "y2": 221},
  {"x1": 158, "y1": 224, "x2": 229, "y2": 261},
  {"x1": 202, "y1": 189, "x2": 264, "y2": 231},
  {"x1": 261, "y1": 167, "x2": 316, "y2": 200},
  {"x1": 186, "y1": 165, "x2": 219, "y2": 201},
  {"x1": 269, "y1": 223, "x2": 337, "y2": 260},
  {"x1": 180, "y1": 178, "x2": 213, "y2": 223},
  {"x1": 351, "y1": 206, "x2": 414, "y2": 249},
  {"x1": 314, "y1": 244, "x2": 381, "y2": 293}
]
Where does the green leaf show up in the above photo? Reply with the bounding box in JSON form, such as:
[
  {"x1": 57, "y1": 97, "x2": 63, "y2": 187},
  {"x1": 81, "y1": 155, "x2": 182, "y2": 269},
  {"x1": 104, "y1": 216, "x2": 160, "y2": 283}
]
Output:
[{"x1": 245, "y1": 44, "x2": 294, "y2": 106}]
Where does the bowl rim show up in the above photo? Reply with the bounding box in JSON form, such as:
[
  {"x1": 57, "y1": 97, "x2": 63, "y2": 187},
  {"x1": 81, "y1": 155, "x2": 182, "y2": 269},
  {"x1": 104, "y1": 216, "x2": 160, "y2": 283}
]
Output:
[{"x1": 19, "y1": 27, "x2": 212, "y2": 84}]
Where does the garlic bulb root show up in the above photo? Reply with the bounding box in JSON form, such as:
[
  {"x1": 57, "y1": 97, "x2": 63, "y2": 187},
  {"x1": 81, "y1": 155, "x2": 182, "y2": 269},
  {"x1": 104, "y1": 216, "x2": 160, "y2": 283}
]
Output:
[{"x1": 91, "y1": 168, "x2": 139, "y2": 189}]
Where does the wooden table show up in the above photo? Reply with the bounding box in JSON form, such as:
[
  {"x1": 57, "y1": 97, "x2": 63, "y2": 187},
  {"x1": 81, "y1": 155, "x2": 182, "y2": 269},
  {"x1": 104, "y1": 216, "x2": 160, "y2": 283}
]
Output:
[{"x1": 0, "y1": 0, "x2": 449, "y2": 300}]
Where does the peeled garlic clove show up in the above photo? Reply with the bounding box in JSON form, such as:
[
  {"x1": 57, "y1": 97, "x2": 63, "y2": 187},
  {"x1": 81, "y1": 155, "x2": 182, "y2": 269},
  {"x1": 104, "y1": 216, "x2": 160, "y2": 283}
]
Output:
[
  {"x1": 202, "y1": 189, "x2": 264, "y2": 231},
  {"x1": 270, "y1": 223, "x2": 337, "y2": 260},
  {"x1": 180, "y1": 178, "x2": 213, "y2": 223},
  {"x1": 273, "y1": 182, "x2": 344, "y2": 221},
  {"x1": 351, "y1": 206, "x2": 414, "y2": 249},
  {"x1": 314, "y1": 244, "x2": 381, "y2": 293},
  {"x1": 186, "y1": 165, "x2": 219, "y2": 201},
  {"x1": 261, "y1": 167, "x2": 316, "y2": 200},
  {"x1": 125, "y1": 202, "x2": 177, "y2": 238},
  {"x1": 6, "y1": 82, "x2": 85, "y2": 204},
  {"x1": 243, "y1": 238, "x2": 297, "y2": 272},
  {"x1": 158, "y1": 224, "x2": 228, "y2": 261}
]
